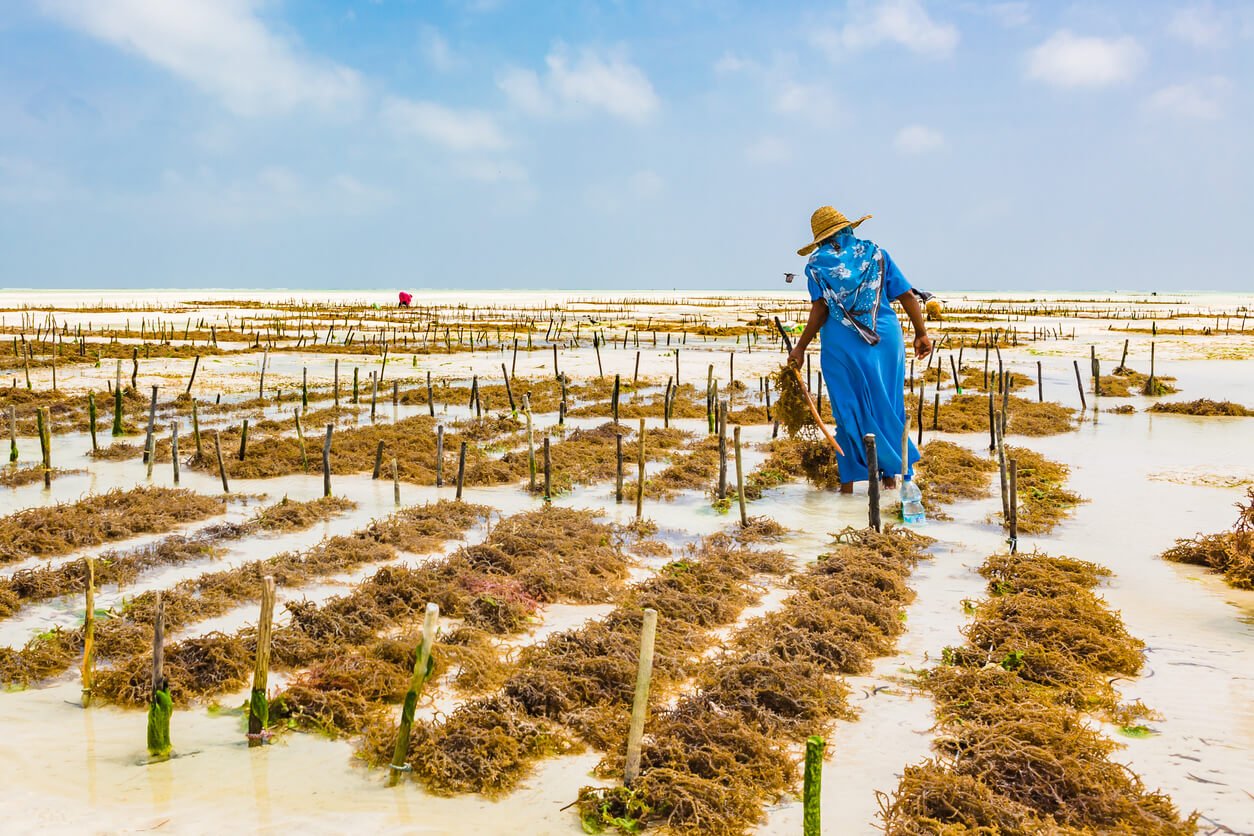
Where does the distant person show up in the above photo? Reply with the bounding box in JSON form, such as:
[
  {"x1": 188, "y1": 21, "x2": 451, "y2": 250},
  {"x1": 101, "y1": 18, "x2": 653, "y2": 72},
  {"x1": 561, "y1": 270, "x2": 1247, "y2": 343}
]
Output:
[
  {"x1": 787, "y1": 205, "x2": 932, "y2": 493},
  {"x1": 398, "y1": 291, "x2": 413, "y2": 308}
]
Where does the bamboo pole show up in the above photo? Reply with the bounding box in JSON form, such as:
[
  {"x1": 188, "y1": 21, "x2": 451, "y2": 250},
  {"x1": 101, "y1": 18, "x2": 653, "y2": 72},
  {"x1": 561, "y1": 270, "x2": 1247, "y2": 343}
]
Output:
[
  {"x1": 388, "y1": 603, "x2": 439, "y2": 786},
  {"x1": 81, "y1": 556, "x2": 95, "y2": 707},
  {"x1": 247, "y1": 576, "x2": 276, "y2": 747},
  {"x1": 622, "y1": 607, "x2": 658, "y2": 787},
  {"x1": 146, "y1": 595, "x2": 171, "y2": 759},
  {"x1": 803, "y1": 735, "x2": 825, "y2": 836}
]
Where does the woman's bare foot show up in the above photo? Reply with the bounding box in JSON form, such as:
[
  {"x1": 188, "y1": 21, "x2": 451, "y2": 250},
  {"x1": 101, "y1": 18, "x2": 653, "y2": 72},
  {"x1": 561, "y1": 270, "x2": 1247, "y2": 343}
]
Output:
[
  {"x1": 881, "y1": 476, "x2": 897, "y2": 490},
  {"x1": 840, "y1": 482, "x2": 854, "y2": 494}
]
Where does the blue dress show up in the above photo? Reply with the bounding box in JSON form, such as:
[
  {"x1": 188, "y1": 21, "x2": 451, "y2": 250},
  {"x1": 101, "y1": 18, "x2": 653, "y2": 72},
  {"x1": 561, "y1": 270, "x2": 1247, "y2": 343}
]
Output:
[{"x1": 806, "y1": 242, "x2": 919, "y2": 483}]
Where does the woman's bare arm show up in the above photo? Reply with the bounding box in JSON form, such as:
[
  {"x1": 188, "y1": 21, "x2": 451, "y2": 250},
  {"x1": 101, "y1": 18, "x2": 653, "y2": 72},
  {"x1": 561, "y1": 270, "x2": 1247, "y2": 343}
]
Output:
[
  {"x1": 788, "y1": 299, "x2": 827, "y2": 367},
  {"x1": 896, "y1": 292, "x2": 932, "y2": 359}
]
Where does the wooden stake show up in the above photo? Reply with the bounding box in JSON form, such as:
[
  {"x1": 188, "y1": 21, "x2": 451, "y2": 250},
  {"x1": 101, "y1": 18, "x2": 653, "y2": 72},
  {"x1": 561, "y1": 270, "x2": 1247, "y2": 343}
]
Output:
[
  {"x1": 142, "y1": 385, "x2": 157, "y2": 464},
  {"x1": 247, "y1": 576, "x2": 276, "y2": 747},
  {"x1": 372, "y1": 440, "x2": 385, "y2": 479},
  {"x1": 1008, "y1": 458, "x2": 1019, "y2": 554},
  {"x1": 865, "y1": 433, "x2": 881, "y2": 532},
  {"x1": 1072, "y1": 360, "x2": 1087, "y2": 413},
  {"x1": 734, "y1": 425, "x2": 747, "y2": 527},
  {"x1": 214, "y1": 431, "x2": 229, "y2": 493},
  {"x1": 392, "y1": 457, "x2": 400, "y2": 507},
  {"x1": 294, "y1": 409, "x2": 307, "y2": 471},
  {"x1": 435, "y1": 425, "x2": 444, "y2": 487},
  {"x1": 87, "y1": 393, "x2": 98, "y2": 452},
  {"x1": 623, "y1": 607, "x2": 658, "y2": 787},
  {"x1": 717, "y1": 400, "x2": 728, "y2": 499},
  {"x1": 322, "y1": 425, "x2": 333, "y2": 497},
  {"x1": 1037, "y1": 360, "x2": 1043, "y2": 402},
  {"x1": 426, "y1": 370, "x2": 435, "y2": 417},
  {"x1": 615, "y1": 433, "x2": 624, "y2": 503},
  {"x1": 238, "y1": 418, "x2": 249, "y2": 461},
  {"x1": 81, "y1": 556, "x2": 95, "y2": 708},
  {"x1": 455, "y1": 441, "x2": 467, "y2": 500},
  {"x1": 636, "y1": 418, "x2": 645, "y2": 520},
  {"x1": 543, "y1": 436, "x2": 552, "y2": 502},
  {"x1": 170, "y1": 424, "x2": 179, "y2": 485},
  {"x1": 388, "y1": 603, "x2": 439, "y2": 786},
  {"x1": 186, "y1": 355, "x2": 199, "y2": 395},
  {"x1": 191, "y1": 400, "x2": 202, "y2": 460}
]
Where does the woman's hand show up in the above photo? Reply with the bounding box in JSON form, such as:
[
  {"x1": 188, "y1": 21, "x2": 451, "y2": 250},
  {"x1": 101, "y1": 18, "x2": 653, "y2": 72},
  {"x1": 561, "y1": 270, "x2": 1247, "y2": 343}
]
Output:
[
  {"x1": 913, "y1": 332, "x2": 932, "y2": 359},
  {"x1": 787, "y1": 346, "x2": 806, "y2": 369}
]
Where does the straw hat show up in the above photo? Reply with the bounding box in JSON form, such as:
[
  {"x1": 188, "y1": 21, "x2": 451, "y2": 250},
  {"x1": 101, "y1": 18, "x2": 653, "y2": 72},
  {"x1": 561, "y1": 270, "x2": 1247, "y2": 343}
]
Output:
[{"x1": 797, "y1": 205, "x2": 871, "y2": 257}]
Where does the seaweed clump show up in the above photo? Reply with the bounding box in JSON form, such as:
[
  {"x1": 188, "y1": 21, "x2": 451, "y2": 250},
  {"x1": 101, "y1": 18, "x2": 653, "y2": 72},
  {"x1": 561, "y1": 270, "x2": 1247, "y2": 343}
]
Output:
[
  {"x1": 579, "y1": 526, "x2": 934, "y2": 836},
  {"x1": 0, "y1": 487, "x2": 224, "y2": 565},
  {"x1": 913, "y1": 440, "x2": 996, "y2": 516},
  {"x1": 877, "y1": 551, "x2": 1196, "y2": 835},
  {"x1": 934, "y1": 393, "x2": 1076, "y2": 436},
  {"x1": 1149, "y1": 399, "x2": 1253, "y2": 417},
  {"x1": 1162, "y1": 487, "x2": 1254, "y2": 589},
  {"x1": 1005, "y1": 445, "x2": 1085, "y2": 535}
]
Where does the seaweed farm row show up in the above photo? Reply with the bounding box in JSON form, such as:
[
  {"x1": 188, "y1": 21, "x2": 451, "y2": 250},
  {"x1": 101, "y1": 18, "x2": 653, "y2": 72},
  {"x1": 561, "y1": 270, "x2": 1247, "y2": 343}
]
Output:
[{"x1": 0, "y1": 289, "x2": 1251, "y2": 834}]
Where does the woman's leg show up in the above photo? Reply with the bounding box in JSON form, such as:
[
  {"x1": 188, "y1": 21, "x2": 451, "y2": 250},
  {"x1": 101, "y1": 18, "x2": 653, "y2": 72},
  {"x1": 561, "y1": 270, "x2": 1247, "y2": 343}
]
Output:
[{"x1": 840, "y1": 481, "x2": 854, "y2": 494}]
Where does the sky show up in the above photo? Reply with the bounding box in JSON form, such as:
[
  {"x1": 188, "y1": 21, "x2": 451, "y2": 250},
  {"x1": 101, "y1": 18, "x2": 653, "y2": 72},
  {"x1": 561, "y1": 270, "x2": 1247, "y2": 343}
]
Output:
[{"x1": 0, "y1": 1, "x2": 1251, "y2": 291}]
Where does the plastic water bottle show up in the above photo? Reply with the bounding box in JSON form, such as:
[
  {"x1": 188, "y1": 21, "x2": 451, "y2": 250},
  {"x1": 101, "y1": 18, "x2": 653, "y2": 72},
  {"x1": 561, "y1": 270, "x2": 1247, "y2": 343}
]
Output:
[{"x1": 901, "y1": 479, "x2": 925, "y2": 524}]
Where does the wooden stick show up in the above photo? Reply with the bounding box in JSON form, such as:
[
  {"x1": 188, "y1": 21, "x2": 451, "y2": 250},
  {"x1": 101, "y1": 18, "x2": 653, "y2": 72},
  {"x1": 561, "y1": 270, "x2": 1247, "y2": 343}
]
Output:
[
  {"x1": 636, "y1": 418, "x2": 645, "y2": 520},
  {"x1": 615, "y1": 433, "x2": 624, "y2": 503},
  {"x1": 81, "y1": 556, "x2": 95, "y2": 708},
  {"x1": 435, "y1": 425, "x2": 444, "y2": 487},
  {"x1": 1072, "y1": 360, "x2": 1087, "y2": 413},
  {"x1": 237, "y1": 418, "x2": 249, "y2": 461},
  {"x1": 623, "y1": 607, "x2": 658, "y2": 787},
  {"x1": 426, "y1": 370, "x2": 435, "y2": 417},
  {"x1": 392, "y1": 457, "x2": 400, "y2": 507},
  {"x1": 865, "y1": 433, "x2": 881, "y2": 532},
  {"x1": 87, "y1": 393, "x2": 98, "y2": 452},
  {"x1": 717, "y1": 400, "x2": 728, "y2": 499},
  {"x1": 171, "y1": 424, "x2": 179, "y2": 485},
  {"x1": 388, "y1": 603, "x2": 439, "y2": 786},
  {"x1": 8, "y1": 405, "x2": 16, "y2": 463},
  {"x1": 322, "y1": 425, "x2": 333, "y2": 497},
  {"x1": 186, "y1": 354, "x2": 199, "y2": 395},
  {"x1": 803, "y1": 735, "x2": 825, "y2": 836},
  {"x1": 294, "y1": 409, "x2": 307, "y2": 471},
  {"x1": 214, "y1": 431, "x2": 230, "y2": 493},
  {"x1": 455, "y1": 440, "x2": 467, "y2": 500},
  {"x1": 1037, "y1": 360, "x2": 1043, "y2": 402},
  {"x1": 1008, "y1": 458, "x2": 1019, "y2": 554},
  {"x1": 372, "y1": 440, "x2": 385, "y2": 479},
  {"x1": 147, "y1": 594, "x2": 171, "y2": 759},
  {"x1": 142, "y1": 385, "x2": 157, "y2": 464},
  {"x1": 247, "y1": 576, "x2": 276, "y2": 747},
  {"x1": 543, "y1": 436, "x2": 552, "y2": 502},
  {"x1": 734, "y1": 425, "x2": 747, "y2": 527}
]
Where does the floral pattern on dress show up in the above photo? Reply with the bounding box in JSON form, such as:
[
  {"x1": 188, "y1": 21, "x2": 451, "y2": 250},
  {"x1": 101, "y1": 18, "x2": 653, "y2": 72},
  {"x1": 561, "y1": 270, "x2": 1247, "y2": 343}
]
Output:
[{"x1": 804, "y1": 230, "x2": 885, "y2": 344}]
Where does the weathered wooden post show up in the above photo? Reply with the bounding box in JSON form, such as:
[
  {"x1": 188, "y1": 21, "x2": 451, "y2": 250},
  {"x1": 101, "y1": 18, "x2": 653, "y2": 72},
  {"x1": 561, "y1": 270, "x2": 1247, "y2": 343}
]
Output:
[
  {"x1": 636, "y1": 418, "x2": 645, "y2": 520},
  {"x1": 455, "y1": 441, "x2": 467, "y2": 500},
  {"x1": 8, "y1": 405, "x2": 17, "y2": 463},
  {"x1": 213, "y1": 431, "x2": 230, "y2": 493},
  {"x1": 322, "y1": 425, "x2": 333, "y2": 497},
  {"x1": 36, "y1": 407, "x2": 51, "y2": 488},
  {"x1": 1008, "y1": 458, "x2": 1019, "y2": 554},
  {"x1": 543, "y1": 437, "x2": 552, "y2": 502},
  {"x1": 142, "y1": 385, "x2": 158, "y2": 464},
  {"x1": 435, "y1": 425, "x2": 444, "y2": 487},
  {"x1": 372, "y1": 440, "x2": 385, "y2": 479},
  {"x1": 615, "y1": 433, "x2": 624, "y2": 504},
  {"x1": 87, "y1": 393, "x2": 98, "y2": 452},
  {"x1": 864, "y1": 434, "x2": 881, "y2": 531},
  {"x1": 247, "y1": 576, "x2": 276, "y2": 748},
  {"x1": 392, "y1": 458, "x2": 400, "y2": 507},
  {"x1": 1072, "y1": 360, "x2": 1087, "y2": 413},
  {"x1": 170, "y1": 424, "x2": 180, "y2": 485},
  {"x1": 237, "y1": 418, "x2": 249, "y2": 461},
  {"x1": 734, "y1": 425, "x2": 747, "y2": 527},
  {"x1": 623, "y1": 607, "x2": 658, "y2": 787}
]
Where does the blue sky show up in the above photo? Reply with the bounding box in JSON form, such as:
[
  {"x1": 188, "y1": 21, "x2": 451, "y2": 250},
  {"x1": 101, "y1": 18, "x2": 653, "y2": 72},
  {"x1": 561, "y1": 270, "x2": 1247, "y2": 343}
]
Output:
[{"x1": 0, "y1": 1, "x2": 1250, "y2": 291}]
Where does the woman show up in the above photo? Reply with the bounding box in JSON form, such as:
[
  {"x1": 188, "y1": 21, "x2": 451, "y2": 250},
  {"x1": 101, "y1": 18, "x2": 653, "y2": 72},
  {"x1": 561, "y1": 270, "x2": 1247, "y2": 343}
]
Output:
[{"x1": 787, "y1": 205, "x2": 932, "y2": 493}]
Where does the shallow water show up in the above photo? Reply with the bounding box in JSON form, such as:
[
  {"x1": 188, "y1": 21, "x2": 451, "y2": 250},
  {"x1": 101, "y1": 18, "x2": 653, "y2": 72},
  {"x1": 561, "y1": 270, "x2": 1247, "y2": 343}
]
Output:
[{"x1": 2, "y1": 290, "x2": 1252, "y2": 835}]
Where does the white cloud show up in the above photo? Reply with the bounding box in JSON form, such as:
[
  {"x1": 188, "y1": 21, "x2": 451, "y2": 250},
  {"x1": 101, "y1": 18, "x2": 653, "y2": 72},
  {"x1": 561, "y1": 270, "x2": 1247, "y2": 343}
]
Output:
[
  {"x1": 499, "y1": 45, "x2": 659, "y2": 123},
  {"x1": 894, "y1": 124, "x2": 944, "y2": 154},
  {"x1": 1025, "y1": 31, "x2": 1144, "y2": 88},
  {"x1": 382, "y1": 97, "x2": 508, "y2": 151},
  {"x1": 713, "y1": 52, "x2": 751, "y2": 74},
  {"x1": 1145, "y1": 76, "x2": 1230, "y2": 120},
  {"x1": 156, "y1": 166, "x2": 391, "y2": 221},
  {"x1": 812, "y1": 0, "x2": 959, "y2": 59},
  {"x1": 38, "y1": 0, "x2": 363, "y2": 115},
  {"x1": 1167, "y1": 4, "x2": 1227, "y2": 48},
  {"x1": 985, "y1": 2, "x2": 1030, "y2": 28},
  {"x1": 745, "y1": 136, "x2": 792, "y2": 164},
  {"x1": 419, "y1": 24, "x2": 458, "y2": 72}
]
